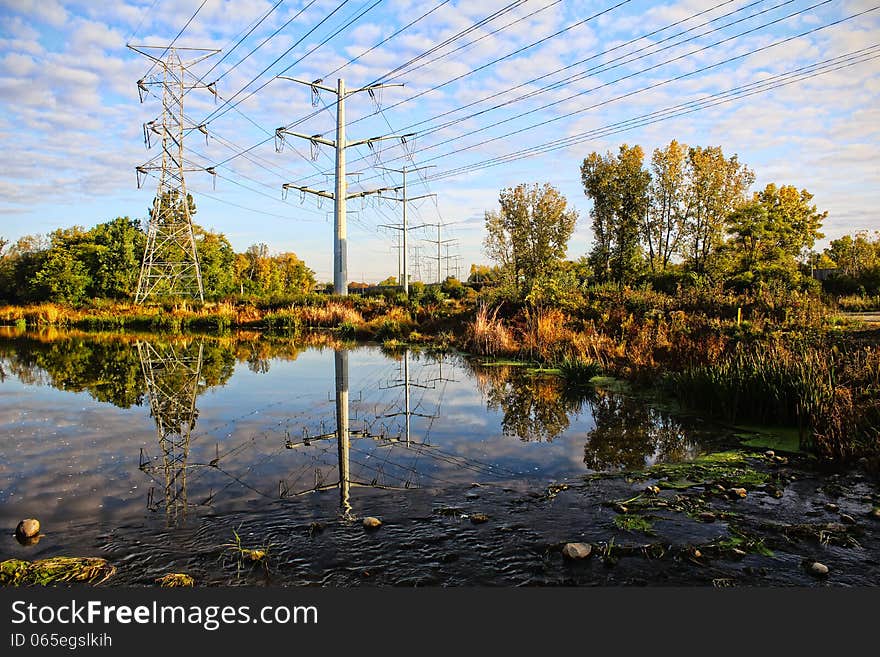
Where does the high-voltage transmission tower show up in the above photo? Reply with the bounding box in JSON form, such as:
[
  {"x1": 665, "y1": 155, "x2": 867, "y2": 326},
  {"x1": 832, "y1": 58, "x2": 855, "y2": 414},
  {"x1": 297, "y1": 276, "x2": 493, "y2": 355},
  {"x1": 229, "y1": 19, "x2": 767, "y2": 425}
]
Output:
[
  {"x1": 276, "y1": 77, "x2": 413, "y2": 296},
  {"x1": 376, "y1": 165, "x2": 436, "y2": 296},
  {"x1": 130, "y1": 46, "x2": 220, "y2": 303}
]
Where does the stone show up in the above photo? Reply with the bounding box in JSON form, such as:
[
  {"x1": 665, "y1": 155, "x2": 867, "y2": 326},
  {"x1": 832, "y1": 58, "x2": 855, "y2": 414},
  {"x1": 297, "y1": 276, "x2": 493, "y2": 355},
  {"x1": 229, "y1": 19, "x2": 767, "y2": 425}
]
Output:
[
  {"x1": 645, "y1": 486, "x2": 660, "y2": 496},
  {"x1": 824, "y1": 503, "x2": 839, "y2": 512},
  {"x1": 871, "y1": 508, "x2": 880, "y2": 519},
  {"x1": 698, "y1": 512, "x2": 716, "y2": 523},
  {"x1": 362, "y1": 516, "x2": 382, "y2": 529},
  {"x1": 730, "y1": 488, "x2": 747, "y2": 498},
  {"x1": 764, "y1": 450, "x2": 775, "y2": 458},
  {"x1": 15, "y1": 533, "x2": 42, "y2": 547},
  {"x1": 692, "y1": 549, "x2": 702, "y2": 559},
  {"x1": 772, "y1": 489, "x2": 784, "y2": 499},
  {"x1": 809, "y1": 561, "x2": 829, "y2": 576},
  {"x1": 562, "y1": 542, "x2": 592, "y2": 560},
  {"x1": 470, "y1": 513, "x2": 489, "y2": 524},
  {"x1": 15, "y1": 519, "x2": 40, "y2": 539},
  {"x1": 613, "y1": 503, "x2": 628, "y2": 514},
  {"x1": 732, "y1": 548, "x2": 747, "y2": 557},
  {"x1": 840, "y1": 513, "x2": 856, "y2": 525}
]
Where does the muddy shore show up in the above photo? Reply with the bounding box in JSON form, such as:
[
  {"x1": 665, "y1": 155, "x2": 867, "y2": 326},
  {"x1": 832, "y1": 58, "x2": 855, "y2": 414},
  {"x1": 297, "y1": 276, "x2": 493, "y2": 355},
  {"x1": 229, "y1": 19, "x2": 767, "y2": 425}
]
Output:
[{"x1": 8, "y1": 449, "x2": 877, "y2": 587}]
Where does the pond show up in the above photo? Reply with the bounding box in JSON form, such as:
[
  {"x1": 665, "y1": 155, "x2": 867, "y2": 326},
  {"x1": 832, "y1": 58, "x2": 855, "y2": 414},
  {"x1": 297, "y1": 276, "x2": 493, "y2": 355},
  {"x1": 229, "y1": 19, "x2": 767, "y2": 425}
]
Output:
[{"x1": 0, "y1": 328, "x2": 752, "y2": 585}]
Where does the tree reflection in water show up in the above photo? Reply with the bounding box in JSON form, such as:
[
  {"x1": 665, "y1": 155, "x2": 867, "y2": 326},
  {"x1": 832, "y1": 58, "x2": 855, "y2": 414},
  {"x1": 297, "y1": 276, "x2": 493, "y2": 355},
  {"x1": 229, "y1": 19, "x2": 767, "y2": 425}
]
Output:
[
  {"x1": 583, "y1": 391, "x2": 698, "y2": 471},
  {"x1": 471, "y1": 361, "x2": 698, "y2": 470},
  {"x1": 472, "y1": 364, "x2": 588, "y2": 442}
]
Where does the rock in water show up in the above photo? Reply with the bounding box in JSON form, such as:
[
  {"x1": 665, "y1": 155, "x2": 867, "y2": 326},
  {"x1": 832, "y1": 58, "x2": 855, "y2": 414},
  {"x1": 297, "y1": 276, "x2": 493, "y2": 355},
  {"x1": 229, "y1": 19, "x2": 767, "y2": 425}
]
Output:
[
  {"x1": 809, "y1": 562, "x2": 829, "y2": 576},
  {"x1": 362, "y1": 517, "x2": 382, "y2": 529},
  {"x1": 470, "y1": 513, "x2": 489, "y2": 524},
  {"x1": 15, "y1": 519, "x2": 40, "y2": 539},
  {"x1": 562, "y1": 543, "x2": 592, "y2": 560},
  {"x1": 730, "y1": 488, "x2": 747, "y2": 498}
]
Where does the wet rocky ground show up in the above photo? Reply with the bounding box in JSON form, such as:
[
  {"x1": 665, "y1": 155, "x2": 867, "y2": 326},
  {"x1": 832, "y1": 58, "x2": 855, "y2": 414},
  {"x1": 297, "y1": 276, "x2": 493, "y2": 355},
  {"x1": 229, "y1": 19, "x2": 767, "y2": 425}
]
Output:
[{"x1": 9, "y1": 448, "x2": 876, "y2": 587}]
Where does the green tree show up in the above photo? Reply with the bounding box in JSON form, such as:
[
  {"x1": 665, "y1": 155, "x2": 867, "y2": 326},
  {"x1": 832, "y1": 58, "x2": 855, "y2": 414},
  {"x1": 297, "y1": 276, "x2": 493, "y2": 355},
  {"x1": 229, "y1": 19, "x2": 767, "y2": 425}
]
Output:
[
  {"x1": 581, "y1": 144, "x2": 650, "y2": 284},
  {"x1": 273, "y1": 252, "x2": 315, "y2": 294},
  {"x1": 196, "y1": 229, "x2": 236, "y2": 297},
  {"x1": 483, "y1": 183, "x2": 578, "y2": 295},
  {"x1": 681, "y1": 146, "x2": 754, "y2": 277},
  {"x1": 825, "y1": 230, "x2": 879, "y2": 277},
  {"x1": 90, "y1": 217, "x2": 145, "y2": 299},
  {"x1": 0, "y1": 235, "x2": 48, "y2": 303},
  {"x1": 31, "y1": 227, "x2": 94, "y2": 304},
  {"x1": 726, "y1": 184, "x2": 826, "y2": 286},
  {"x1": 645, "y1": 140, "x2": 688, "y2": 273},
  {"x1": 233, "y1": 243, "x2": 314, "y2": 297}
]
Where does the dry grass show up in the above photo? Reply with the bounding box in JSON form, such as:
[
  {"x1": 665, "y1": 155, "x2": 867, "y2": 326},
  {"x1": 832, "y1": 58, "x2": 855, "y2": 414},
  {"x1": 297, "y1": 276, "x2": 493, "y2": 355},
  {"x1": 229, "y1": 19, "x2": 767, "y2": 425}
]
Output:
[
  {"x1": 293, "y1": 302, "x2": 363, "y2": 327},
  {"x1": 466, "y1": 305, "x2": 518, "y2": 356}
]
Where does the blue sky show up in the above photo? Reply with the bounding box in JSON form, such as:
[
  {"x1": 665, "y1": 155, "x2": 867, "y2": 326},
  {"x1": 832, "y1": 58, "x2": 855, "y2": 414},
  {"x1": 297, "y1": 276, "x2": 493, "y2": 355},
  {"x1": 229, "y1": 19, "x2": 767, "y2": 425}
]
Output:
[{"x1": 0, "y1": 0, "x2": 878, "y2": 283}]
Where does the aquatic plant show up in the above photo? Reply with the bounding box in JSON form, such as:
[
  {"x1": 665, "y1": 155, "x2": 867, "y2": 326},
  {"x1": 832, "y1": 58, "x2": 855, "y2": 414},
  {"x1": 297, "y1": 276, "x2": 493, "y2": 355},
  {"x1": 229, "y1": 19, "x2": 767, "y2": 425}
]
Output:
[{"x1": 0, "y1": 557, "x2": 116, "y2": 586}]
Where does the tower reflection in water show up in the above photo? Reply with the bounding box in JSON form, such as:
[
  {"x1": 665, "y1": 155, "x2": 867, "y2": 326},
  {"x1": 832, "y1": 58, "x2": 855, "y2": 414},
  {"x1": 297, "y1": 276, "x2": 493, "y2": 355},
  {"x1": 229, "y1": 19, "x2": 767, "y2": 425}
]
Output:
[
  {"x1": 136, "y1": 339, "x2": 204, "y2": 526},
  {"x1": 281, "y1": 348, "x2": 447, "y2": 519},
  {"x1": 133, "y1": 341, "x2": 511, "y2": 525}
]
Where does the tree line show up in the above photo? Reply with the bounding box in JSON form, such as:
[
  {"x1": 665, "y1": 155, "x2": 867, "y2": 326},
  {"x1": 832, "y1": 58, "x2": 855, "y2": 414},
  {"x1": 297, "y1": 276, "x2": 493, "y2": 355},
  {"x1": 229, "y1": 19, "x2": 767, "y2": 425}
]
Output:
[
  {"x1": 0, "y1": 194, "x2": 315, "y2": 305},
  {"x1": 480, "y1": 140, "x2": 856, "y2": 296}
]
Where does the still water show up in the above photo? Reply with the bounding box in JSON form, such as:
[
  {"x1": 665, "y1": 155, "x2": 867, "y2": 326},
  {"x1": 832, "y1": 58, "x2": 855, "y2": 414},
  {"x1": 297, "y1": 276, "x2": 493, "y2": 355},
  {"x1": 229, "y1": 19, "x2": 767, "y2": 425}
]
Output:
[{"x1": 0, "y1": 328, "x2": 734, "y2": 584}]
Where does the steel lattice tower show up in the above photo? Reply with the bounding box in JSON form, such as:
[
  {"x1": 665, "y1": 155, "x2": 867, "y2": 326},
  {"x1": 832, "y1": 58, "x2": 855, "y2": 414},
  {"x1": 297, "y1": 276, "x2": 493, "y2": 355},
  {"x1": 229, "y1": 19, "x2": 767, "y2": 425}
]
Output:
[{"x1": 130, "y1": 46, "x2": 219, "y2": 303}]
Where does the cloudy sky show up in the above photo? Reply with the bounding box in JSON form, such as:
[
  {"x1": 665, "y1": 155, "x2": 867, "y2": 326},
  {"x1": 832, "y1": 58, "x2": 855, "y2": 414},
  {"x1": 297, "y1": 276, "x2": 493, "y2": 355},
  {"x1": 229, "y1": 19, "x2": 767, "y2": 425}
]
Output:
[{"x1": 0, "y1": 0, "x2": 877, "y2": 283}]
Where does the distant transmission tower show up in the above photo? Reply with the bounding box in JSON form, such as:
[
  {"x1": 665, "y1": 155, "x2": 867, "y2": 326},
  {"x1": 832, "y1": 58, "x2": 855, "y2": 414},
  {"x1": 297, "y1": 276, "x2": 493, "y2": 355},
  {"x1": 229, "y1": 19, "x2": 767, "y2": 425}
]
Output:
[{"x1": 130, "y1": 46, "x2": 220, "y2": 303}]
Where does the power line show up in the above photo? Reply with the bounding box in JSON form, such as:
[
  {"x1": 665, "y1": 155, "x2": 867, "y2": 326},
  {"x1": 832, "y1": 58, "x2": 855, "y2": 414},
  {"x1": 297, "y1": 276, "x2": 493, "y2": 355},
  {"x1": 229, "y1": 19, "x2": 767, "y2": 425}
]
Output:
[
  {"x1": 425, "y1": 45, "x2": 880, "y2": 181},
  {"x1": 197, "y1": 0, "x2": 357, "y2": 127},
  {"x1": 339, "y1": 2, "x2": 877, "y2": 186},
  {"x1": 380, "y1": 0, "x2": 567, "y2": 83},
  {"x1": 176, "y1": 0, "x2": 292, "y2": 106},
  {"x1": 368, "y1": 0, "x2": 529, "y2": 85},
  {"x1": 125, "y1": 0, "x2": 164, "y2": 45},
  {"x1": 139, "y1": 0, "x2": 210, "y2": 80},
  {"x1": 370, "y1": 0, "x2": 772, "y2": 138},
  {"x1": 207, "y1": 0, "x2": 565, "y2": 172},
  {"x1": 294, "y1": 0, "x2": 773, "y2": 186},
  {"x1": 322, "y1": 0, "x2": 452, "y2": 80}
]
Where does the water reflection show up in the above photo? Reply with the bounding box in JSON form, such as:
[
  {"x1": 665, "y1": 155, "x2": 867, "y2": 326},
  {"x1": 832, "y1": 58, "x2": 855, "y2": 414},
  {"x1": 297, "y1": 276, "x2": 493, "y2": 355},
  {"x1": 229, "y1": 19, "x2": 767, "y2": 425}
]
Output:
[
  {"x1": 583, "y1": 391, "x2": 699, "y2": 470},
  {"x1": 0, "y1": 329, "x2": 717, "y2": 532},
  {"x1": 472, "y1": 364, "x2": 588, "y2": 442},
  {"x1": 136, "y1": 339, "x2": 204, "y2": 525}
]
